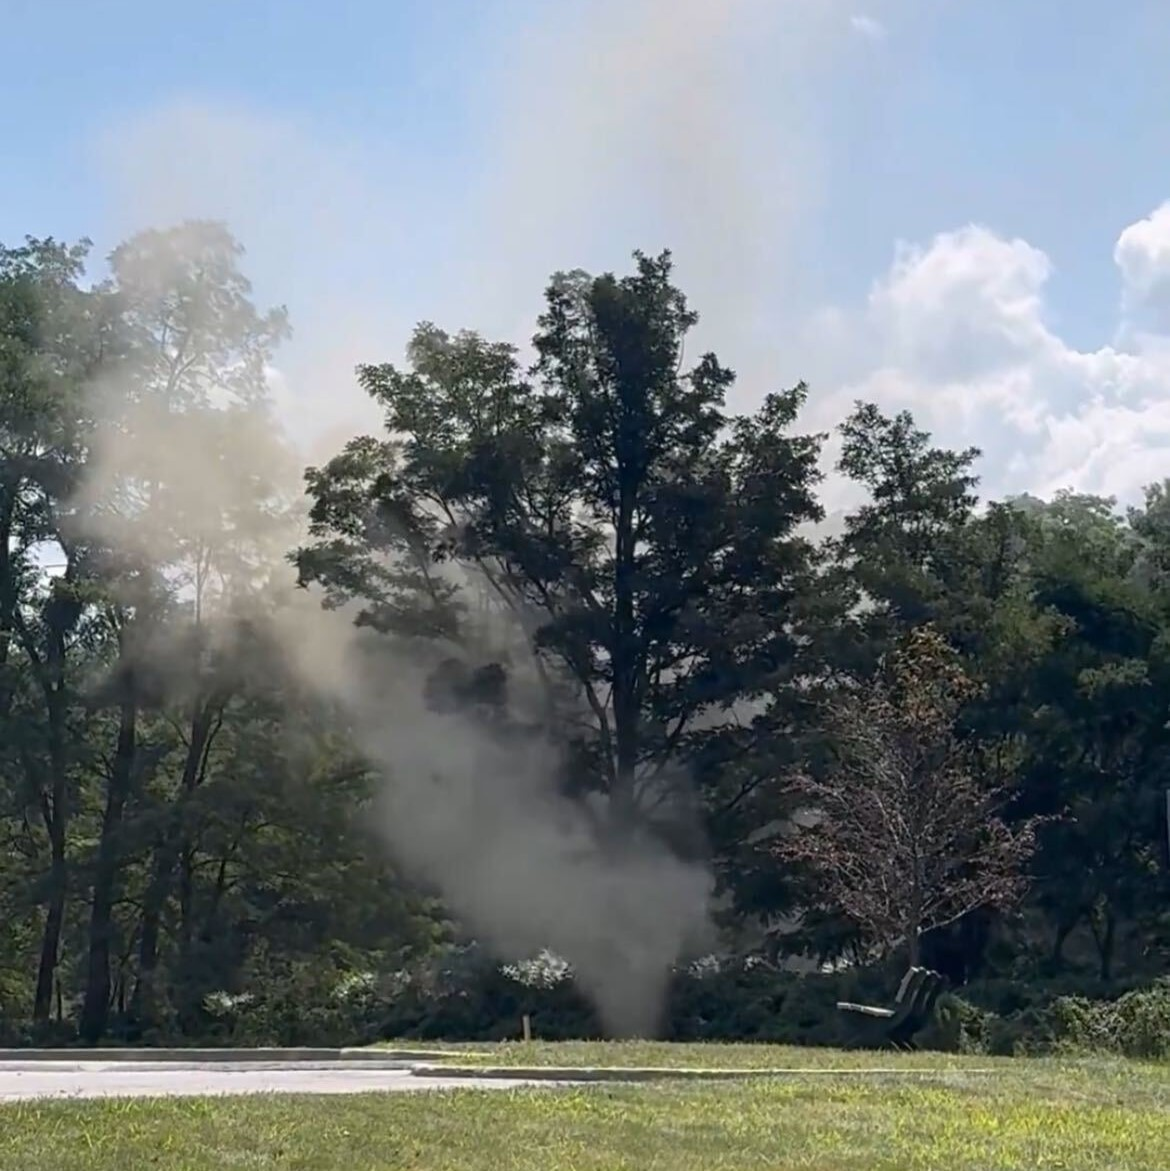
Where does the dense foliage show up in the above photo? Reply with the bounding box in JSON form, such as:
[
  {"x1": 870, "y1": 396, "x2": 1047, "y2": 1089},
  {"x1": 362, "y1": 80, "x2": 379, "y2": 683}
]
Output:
[{"x1": 2, "y1": 224, "x2": 1169, "y2": 1050}]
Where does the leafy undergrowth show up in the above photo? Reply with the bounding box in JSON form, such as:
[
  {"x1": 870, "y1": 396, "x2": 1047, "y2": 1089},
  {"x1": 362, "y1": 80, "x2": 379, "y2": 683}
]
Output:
[{"x1": 4, "y1": 1056, "x2": 1169, "y2": 1170}]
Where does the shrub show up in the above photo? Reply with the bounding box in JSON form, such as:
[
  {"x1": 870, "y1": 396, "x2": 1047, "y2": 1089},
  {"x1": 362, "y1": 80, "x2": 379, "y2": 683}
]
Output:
[
  {"x1": 369, "y1": 948, "x2": 956, "y2": 1047},
  {"x1": 199, "y1": 957, "x2": 393, "y2": 1047},
  {"x1": 375, "y1": 943, "x2": 600, "y2": 1042},
  {"x1": 917, "y1": 994, "x2": 996, "y2": 1054},
  {"x1": 1114, "y1": 981, "x2": 1170, "y2": 1059},
  {"x1": 123, "y1": 938, "x2": 1170, "y2": 1059},
  {"x1": 1043, "y1": 995, "x2": 1122, "y2": 1055},
  {"x1": 1041, "y1": 981, "x2": 1170, "y2": 1060},
  {"x1": 940, "y1": 978, "x2": 1170, "y2": 1059}
]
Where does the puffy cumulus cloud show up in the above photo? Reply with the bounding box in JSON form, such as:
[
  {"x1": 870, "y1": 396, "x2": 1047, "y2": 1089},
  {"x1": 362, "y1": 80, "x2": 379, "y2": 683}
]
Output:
[
  {"x1": 86, "y1": 1, "x2": 1163, "y2": 510},
  {"x1": 869, "y1": 227, "x2": 1057, "y2": 385},
  {"x1": 1115, "y1": 201, "x2": 1170, "y2": 330},
  {"x1": 1019, "y1": 394, "x2": 1170, "y2": 500},
  {"x1": 820, "y1": 207, "x2": 1170, "y2": 505}
]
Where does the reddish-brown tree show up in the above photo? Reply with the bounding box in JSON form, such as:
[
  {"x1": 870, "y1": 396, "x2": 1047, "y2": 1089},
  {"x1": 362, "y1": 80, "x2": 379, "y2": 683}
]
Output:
[{"x1": 777, "y1": 625, "x2": 1041, "y2": 966}]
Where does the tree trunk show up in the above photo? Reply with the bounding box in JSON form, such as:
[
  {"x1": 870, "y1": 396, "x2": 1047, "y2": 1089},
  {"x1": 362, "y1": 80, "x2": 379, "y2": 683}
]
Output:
[
  {"x1": 1049, "y1": 910, "x2": 1080, "y2": 972},
  {"x1": 1094, "y1": 909, "x2": 1117, "y2": 982},
  {"x1": 609, "y1": 481, "x2": 639, "y2": 831},
  {"x1": 131, "y1": 699, "x2": 219, "y2": 1028},
  {"x1": 907, "y1": 928, "x2": 922, "y2": 968},
  {"x1": 32, "y1": 693, "x2": 69, "y2": 1023},
  {"x1": 906, "y1": 880, "x2": 924, "y2": 968},
  {"x1": 178, "y1": 843, "x2": 195, "y2": 962},
  {"x1": 33, "y1": 842, "x2": 66, "y2": 1023},
  {"x1": 0, "y1": 494, "x2": 15, "y2": 719},
  {"x1": 79, "y1": 696, "x2": 137, "y2": 1043},
  {"x1": 130, "y1": 840, "x2": 176, "y2": 1028}
]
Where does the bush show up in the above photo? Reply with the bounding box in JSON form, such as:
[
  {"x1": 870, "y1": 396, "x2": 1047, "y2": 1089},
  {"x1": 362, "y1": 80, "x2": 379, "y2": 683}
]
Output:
[
  {"x1": 932, "y1": 977, "x2": 1170, "y2": 1059},
  {"x1": 1115, "y1": 981, "x2": 1170, "y2": 1059},
  {"x1": 669, "y1": 959, "x2": 803, "y2": 1042},
  {"x1": 0, "y1": 1017, "x2": 79, "y2": 1049},
  {"x1": 962, "y1": 974, "x2": 1144, "y2": 1019},
  {"x1": 198, "y1": 956, "x2": 395, "y2": 1047},
  {"x1": 917, "y1": 994, "x2": 996, "y2": 1054},
  {"x1": 88, "y1": 939, "x2": 1170, "y2": 1059},
  {"x1": 377, "y1": 949, "x2": 892, "y2": 1047},
  {"x1": 1041, "y1": 981, "x2": 1170, "y2": 1060},
  {"x1": 1044, "y1": 995, "x2": 1122, "y2": 1055},
  {"x1": 375, "y1": 943, "x2": 600, "y2": 1042}
]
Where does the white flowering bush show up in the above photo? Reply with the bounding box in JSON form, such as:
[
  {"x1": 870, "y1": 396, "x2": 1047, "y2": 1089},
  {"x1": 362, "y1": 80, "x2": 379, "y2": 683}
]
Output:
[
  {"x1": 500, "y1": 950, "x2": 574, "y2": 989},
  {"x1": 330, "y1": 970, "x2": 377, "y2": 1003},
  {"x1": 202, "y1": 990, "x2": 255, "y2": 1019},
  {"x1": 684, "y1": 954, "x2": 722, "y2": 980},
  {"x1": 197, "y1": 958, "x2": 402, "y2": 1046}
]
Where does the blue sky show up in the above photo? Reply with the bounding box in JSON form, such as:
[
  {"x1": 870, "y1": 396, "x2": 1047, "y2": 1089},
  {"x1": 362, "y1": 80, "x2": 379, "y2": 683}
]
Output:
[{"x1": 5, "y1": 0, "x2": 1170, "y2": 505}]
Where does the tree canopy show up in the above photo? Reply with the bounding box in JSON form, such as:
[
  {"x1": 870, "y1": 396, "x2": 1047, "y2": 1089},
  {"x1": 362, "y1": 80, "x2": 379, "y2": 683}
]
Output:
[{"x1": 2, "y1": 225, "x2": 1169, "y2": 1045}]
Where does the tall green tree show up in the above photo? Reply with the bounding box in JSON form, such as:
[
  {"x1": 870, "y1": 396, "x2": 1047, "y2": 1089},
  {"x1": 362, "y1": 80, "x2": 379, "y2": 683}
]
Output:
[
  {"x1": 1003, "y1": 491, "x2": 1170, "y2": 978},
  {"x1": 829, "y1": 403, "x2": 987, "y2": 665},
  {"x1": 0, "y1": 236, "x2": 113, "y2": 1022},
  {"x1": 74, "y1": 222, "x2": 292, "y2": 1040},
  {"x1": 297, "y1": 251, "x2": 826, "y2": 854}
]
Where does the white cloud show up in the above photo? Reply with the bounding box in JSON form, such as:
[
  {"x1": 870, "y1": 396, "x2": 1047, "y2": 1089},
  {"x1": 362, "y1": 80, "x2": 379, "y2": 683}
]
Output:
[
  {"x1": 819, "y1": 208, "x2": 1170, "y2": 505},
  {"x1": 84, "y1": 3, "x2": 1170, "y2": 511},
  {"x1": 849, "y1": 14, "x2": 887, "y2": 40},
  {"x1": 1115, "y1": 201, "x2": 1170, "y2": 330},
  {"x1": 868, "y1": 226, "x2": 1057, "y2": 384}
]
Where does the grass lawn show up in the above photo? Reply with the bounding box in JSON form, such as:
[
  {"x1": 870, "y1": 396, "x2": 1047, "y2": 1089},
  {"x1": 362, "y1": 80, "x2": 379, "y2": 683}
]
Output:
[
  {"x1": 3, "y1": 1045, "x2": 1168, "y2": 1170},
  {"x1": 376, "y1": 1038, "x2": 984, "y2": 1070}
]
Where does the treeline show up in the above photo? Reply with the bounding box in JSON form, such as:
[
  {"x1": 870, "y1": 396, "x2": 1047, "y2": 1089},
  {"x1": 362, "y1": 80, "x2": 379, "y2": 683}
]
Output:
[{"x1": 1, "y1": 224, "x2": 1168, "y2": 1048}]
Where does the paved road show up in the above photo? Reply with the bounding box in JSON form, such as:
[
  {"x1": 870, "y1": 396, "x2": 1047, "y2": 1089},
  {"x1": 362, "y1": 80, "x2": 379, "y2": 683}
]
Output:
[{"x1": 0, "y1": 1061, "x2": 580, "y2": 1101}]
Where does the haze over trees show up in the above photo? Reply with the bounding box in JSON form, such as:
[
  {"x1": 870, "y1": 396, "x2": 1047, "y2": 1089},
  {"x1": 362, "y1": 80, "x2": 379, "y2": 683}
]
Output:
[{"x1": 2, "y1": 222, "x2": 1169, "y2": 1046}]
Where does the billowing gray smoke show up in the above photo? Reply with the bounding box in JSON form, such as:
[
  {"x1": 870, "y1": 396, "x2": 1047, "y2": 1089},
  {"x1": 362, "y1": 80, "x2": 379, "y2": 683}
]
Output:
[
  {"x1": 77, "y1": 384, "x2": 713, "y2": 1038},
  {"x1": 74, "y1": 0, "x2": 803, "y2": 1033},
  {"x1": 313, "y1": 625, "x2": 713, "y2": 1037}
]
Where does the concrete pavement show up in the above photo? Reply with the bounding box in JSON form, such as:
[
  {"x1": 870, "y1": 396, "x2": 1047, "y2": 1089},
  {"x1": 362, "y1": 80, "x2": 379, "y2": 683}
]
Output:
[
  {"x1": 0, "y1": 1047, "x2": 465, "y2": 1063},
  {"x1": 0, "y1": 1059, "x2": 584, "y2": 1101},
  {"x1": 0, "y1": 1049, "x2": 992, "y2": 1101}
]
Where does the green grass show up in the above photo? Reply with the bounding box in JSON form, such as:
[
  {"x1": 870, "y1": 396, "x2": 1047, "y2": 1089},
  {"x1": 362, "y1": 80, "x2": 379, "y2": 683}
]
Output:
[
  {"x1": 4, "y1": 1048, "x2": 1169, "y2": 1170},
  {"x1": 376, "y1": 1038, "x2": 985, "y2": 1070}
]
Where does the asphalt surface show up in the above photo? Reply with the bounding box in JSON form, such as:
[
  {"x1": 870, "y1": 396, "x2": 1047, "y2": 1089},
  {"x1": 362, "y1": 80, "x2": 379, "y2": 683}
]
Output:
[{"x1": 0, "y1": 1060, "x2": 581, "y2": 1101}]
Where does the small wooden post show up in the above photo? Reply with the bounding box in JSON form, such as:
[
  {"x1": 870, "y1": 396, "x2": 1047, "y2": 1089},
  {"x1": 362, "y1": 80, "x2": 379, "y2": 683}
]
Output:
[{"x1": 521, "y1": 1013, "x2": 532, "y2": 1042}]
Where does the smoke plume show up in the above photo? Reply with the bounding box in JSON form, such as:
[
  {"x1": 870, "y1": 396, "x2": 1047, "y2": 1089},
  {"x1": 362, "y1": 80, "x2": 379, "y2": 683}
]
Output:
[
  {"x1": 74, "y1": 324, "x2": 712, "y2": 1038},
  {"x1": 70, "y1": 0, "x2": 863, "y2": 1035}
]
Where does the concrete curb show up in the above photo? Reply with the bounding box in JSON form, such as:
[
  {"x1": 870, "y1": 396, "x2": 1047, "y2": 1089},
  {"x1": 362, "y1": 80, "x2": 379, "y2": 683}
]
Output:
[
  {"x1": 0, "y1": 1047, "x2": 465, "y2": 1064},
  {"x1": 408, "y1": 1064, "x2": 996, "y2": 1083}
]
